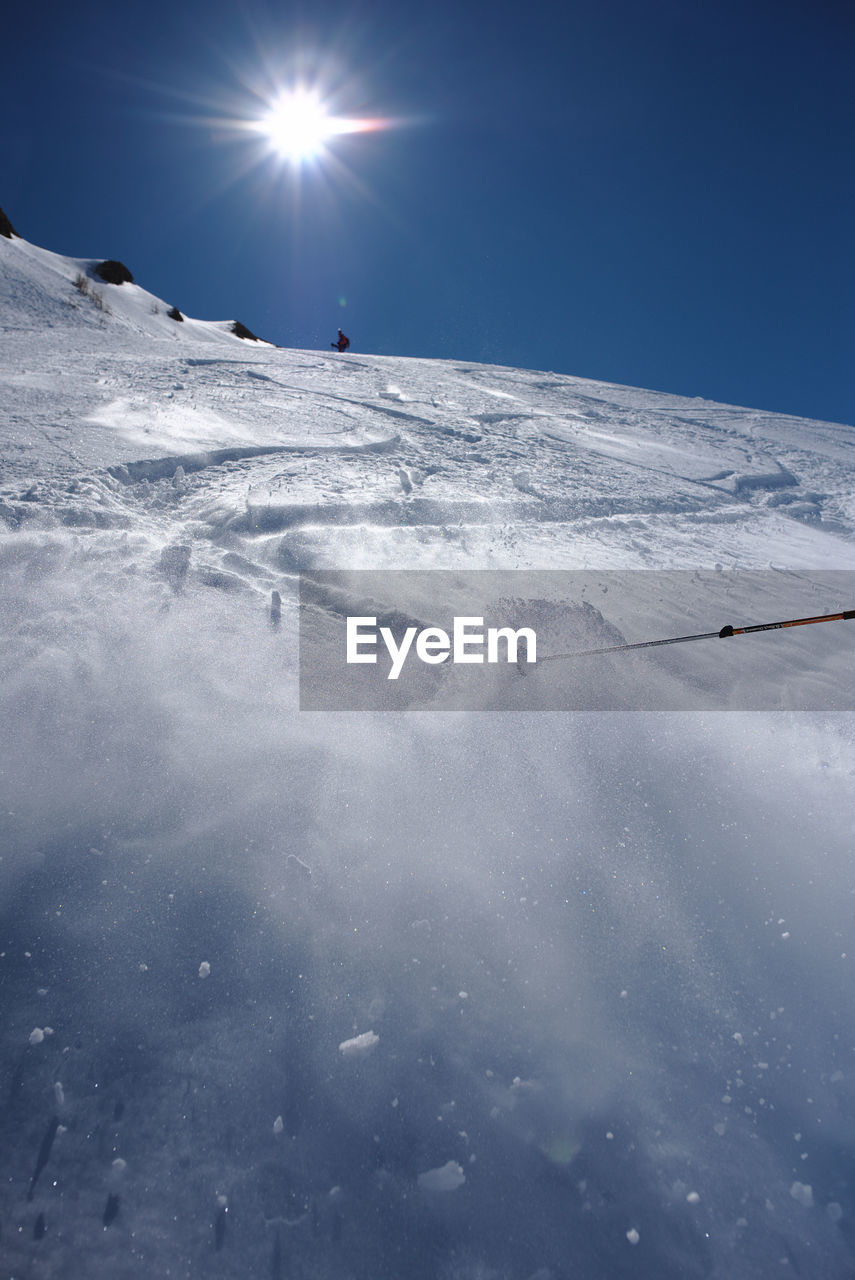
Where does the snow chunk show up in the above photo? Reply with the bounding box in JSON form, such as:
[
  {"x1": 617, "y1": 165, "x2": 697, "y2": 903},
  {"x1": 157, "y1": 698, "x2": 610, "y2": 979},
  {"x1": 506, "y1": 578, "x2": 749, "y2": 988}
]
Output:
[
  {"x1": 418, "y1": 1160, "x2": 466, "y2": 1192},
  {"x1": 28, "y1": 1027, "x2": 44, "y2": 1046},
  {"x1": 198, "y1": 960, "x2": 211, "y2": 979},
  {"x1": 686, "y1": 1191, "x2": 701, "y2": 1205},
  {"x1": 790, "y1": 1182, "x2": 814, "y2": 1208},
  {"x1": 338, "y1": 1030, "x2": 379, "y2": 1058},
  {"x1": 273, "y1": 1115, "x2": 284, "y2": 1135},
  {"x1": 626, "y1": 1228, "x2": 640, "y2": 1245},
  {"x1": 827, "y1": 1202, "x2": 843, "y2": 1223}
]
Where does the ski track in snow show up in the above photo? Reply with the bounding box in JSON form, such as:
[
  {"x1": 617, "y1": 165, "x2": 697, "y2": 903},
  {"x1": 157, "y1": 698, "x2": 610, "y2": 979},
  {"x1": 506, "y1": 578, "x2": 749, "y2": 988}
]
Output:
[{"x1": 2, "y1": 234, "x2": 855, "y2": 1279}]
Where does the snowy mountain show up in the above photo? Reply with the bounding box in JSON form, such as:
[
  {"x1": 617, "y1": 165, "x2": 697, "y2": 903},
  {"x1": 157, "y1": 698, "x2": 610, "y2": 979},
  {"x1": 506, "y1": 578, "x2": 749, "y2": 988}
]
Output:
[{"x1": 2, "y1": 227, "x2": 855, "y2": 1279}]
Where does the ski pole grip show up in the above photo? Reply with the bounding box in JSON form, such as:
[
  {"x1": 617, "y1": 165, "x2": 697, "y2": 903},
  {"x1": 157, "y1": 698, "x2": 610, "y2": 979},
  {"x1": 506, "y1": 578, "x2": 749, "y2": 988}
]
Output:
[
  {"x1": 719, "y1": 625, "x2": 735, "y2": 638},
  {"x1": 844, "y1": 610, "x2": 855, "y2": 621}
]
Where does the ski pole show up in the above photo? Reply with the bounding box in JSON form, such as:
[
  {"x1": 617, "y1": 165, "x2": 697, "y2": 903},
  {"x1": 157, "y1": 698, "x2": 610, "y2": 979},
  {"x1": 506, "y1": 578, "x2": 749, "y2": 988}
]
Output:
[{"x1": 521, "y1": 607, "x2": 855, "y2": 673}]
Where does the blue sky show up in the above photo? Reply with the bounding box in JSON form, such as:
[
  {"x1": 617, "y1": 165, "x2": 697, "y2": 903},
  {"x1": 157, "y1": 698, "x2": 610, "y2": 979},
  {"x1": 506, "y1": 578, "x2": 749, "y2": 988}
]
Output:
[{"x1": 2, "y1": 0, "x2": 853, "y2": 424}]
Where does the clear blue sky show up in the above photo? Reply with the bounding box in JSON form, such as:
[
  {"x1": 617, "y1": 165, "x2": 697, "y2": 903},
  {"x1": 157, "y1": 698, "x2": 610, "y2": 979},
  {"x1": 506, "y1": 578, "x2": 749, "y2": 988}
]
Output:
[{"x1": 3, "y1": 0, "x2": 853, "y2": 424}]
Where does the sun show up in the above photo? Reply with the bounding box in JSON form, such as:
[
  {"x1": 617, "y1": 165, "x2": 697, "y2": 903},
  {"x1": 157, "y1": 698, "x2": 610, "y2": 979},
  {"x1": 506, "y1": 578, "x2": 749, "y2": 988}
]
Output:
[
  {"x1": 261, "y1": 89, "x2": 338, "y2": 162},
  {"x1": 251, "y1": 85, "x2": 390, "y2": 167},
  {"x1": 258, "y1": 87, "x2": 384, "y2": 164}
]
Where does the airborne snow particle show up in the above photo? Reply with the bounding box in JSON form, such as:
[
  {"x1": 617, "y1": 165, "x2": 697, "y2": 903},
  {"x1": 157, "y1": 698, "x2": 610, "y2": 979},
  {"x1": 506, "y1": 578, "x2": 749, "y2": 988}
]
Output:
[
  {"x1": 687, "y1": 1191, "x2": 701, "y2": 1205},
  {"x1": 827, "y1": 1202, "x2": 843, "y2": 1223},
  {"x1": 54, "y1": 1082, "x2": 64, "y2": 1107},
  {"x1": 198, "y1": 961, "x2": 211, "y2": 979},
  {"x1": 626, "y1": 1228, "x2": 640, "y2": 1245},
  {"x1": 28, "y1": 1028, "x2": 44, "y2": 1045},
  {"x1": 417, "y1": 1161, "x2": 465, "y2": 1192},
  {"x1": 732, "y1": 1032, "x2": 744, "y2": 1045},
  {"x1": 790, "y1": 1182, "x2": 814, "y2": 1208},
  {"x1": 286, "y1": 853, "x2": 311, "y2": 878},
  {"x1": 273, "y1": 1115, "x2": 284, "y2": 1135},
  {"x1": 338, "y1": 1030, "x2": 379, "y2": 1057}
]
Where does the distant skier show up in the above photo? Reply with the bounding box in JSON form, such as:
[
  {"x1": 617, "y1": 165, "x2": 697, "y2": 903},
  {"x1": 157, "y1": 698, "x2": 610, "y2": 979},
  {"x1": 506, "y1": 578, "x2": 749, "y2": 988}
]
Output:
[{"x1": 331, "y1": 329, "x2": 350, "y2": 352}]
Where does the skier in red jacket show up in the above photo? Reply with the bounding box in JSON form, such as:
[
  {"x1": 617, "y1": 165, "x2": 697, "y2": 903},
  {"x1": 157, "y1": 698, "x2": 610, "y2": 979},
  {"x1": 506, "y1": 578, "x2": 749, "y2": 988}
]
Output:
[{"x1": 331, "y1": 329, "x2": 350, "y2": 352}]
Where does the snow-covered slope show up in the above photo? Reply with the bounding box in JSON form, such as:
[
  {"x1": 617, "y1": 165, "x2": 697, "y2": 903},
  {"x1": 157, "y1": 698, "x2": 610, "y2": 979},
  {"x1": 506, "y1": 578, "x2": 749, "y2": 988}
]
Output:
[{"x1": 2, "y1": 231, "x2": 855, "y2": 1279}]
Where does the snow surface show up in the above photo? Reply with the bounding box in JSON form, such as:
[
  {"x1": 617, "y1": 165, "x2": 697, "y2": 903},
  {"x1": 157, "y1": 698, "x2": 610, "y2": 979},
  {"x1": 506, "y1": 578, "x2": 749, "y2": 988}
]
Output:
[{"x1": 2, "y1": 232, "x2": 855, "y2": 1278}]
